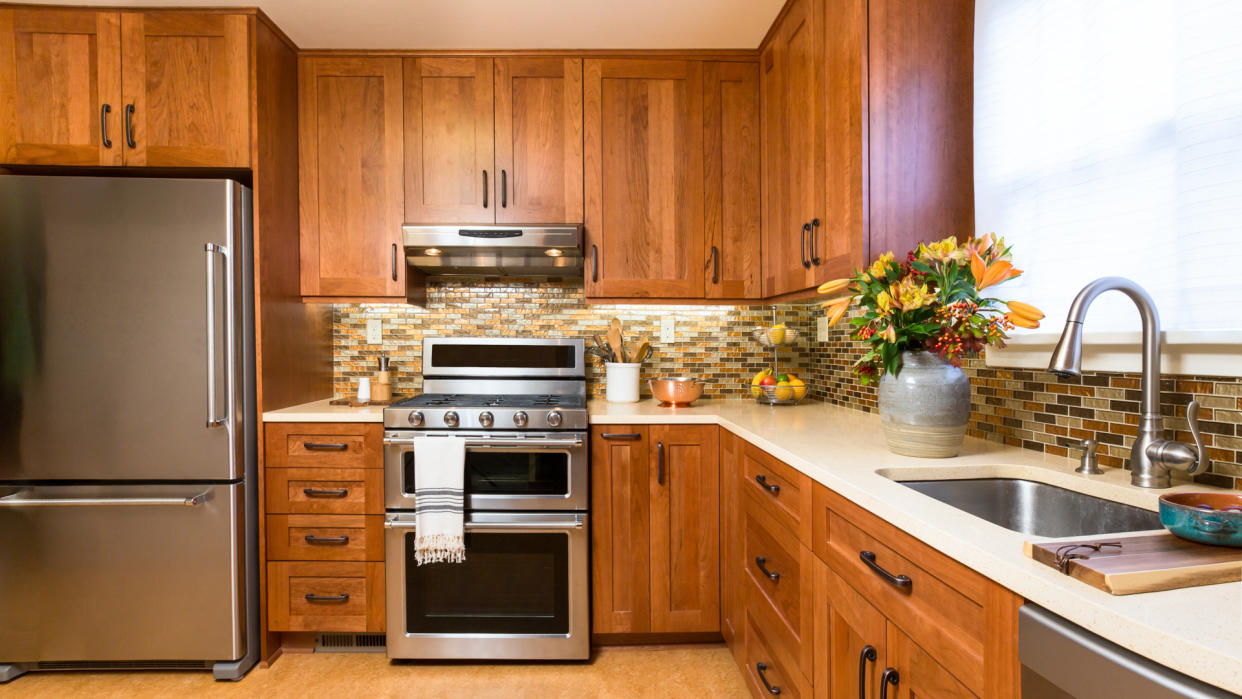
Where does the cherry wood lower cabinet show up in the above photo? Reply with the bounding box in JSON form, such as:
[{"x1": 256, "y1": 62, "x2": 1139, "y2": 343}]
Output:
[
  {"x1": 590, "y1": 424, "x2": 720, "y2": 637},
  {"x1": 267, "y1": 561, "x2": 384, "y2": 632},
  {"x1": 719, "y1": 428, "x2": 744, "y2": 659}
]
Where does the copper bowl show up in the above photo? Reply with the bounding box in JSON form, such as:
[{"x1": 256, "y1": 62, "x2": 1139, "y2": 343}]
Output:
[{"x1": 648, "y1": 377, "x2": 706, "y2": 406}]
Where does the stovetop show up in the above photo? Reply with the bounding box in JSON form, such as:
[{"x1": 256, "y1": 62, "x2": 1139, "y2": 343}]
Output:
[{"x1": 394, "y1": 393, "x2": 586, "y2": 410}]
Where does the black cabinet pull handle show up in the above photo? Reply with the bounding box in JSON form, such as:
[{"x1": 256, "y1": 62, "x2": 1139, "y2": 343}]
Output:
[
  {"x1": 800, "y1": 223, "x2": 810, "y2": 268},
  {"x1": 303, "y1": 442, "x2": 348, "y2": 451},
  {"x1": 754, "y1": 474, "x2": 780, "y2": 494},
  {"x1": 600, "y1": 432, "x2": 641, "y2": 439},
  {"x1": 100, "y1": 104, "x2": 113, "y2": 148},
  {"x1": 303, "y1": 488, "x2": 349, "y2": 498},
  {"x1": 708, "y1": 245, "x2": 719, "y2": 283},
  {"x1": 860, "y1": 550, "x2": 913, "y2": 589},
  {"x1": 392, "y1": 243, "x2": 398, "y2": 281},
  {"x1": 304, "y1": 593, "x2": 349, "y2": 602},
  {"x1": 124, "y1": 104, "x2": 136, "y2": 148},
  {"x1": 656, "y1": 441, "x2": 665, "y2": 485},
  {"x1": 591, "y1": 244, "x2": 599, "y2": 282},
  {"x1": 879, "y1": 668, "x2": 899, "y2": 699},
  {"x1": 305, "y1": 535, "x2": 349, "y2": 545},
  {"x1": 482, "y1": 170, "x2": 488, "y2": 208},
  {"x1": 501, "y1": 169, "x2": 507, "y2": 208},
  {"x1": 755, "y1": 556, "x2": 780, "y2": 581},
  {"x1": 756, "y1": 662, "x2": 781, "y2": 695},
  {"x1": 810, "y1": 217, "x2": 821, "y2": 265},
  {"x1": 858, "y1": 645, "x2": 877, "y2": 699}
]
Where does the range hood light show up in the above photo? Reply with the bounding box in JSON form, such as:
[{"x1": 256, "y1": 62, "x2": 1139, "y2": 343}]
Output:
[
  {"x1": 544, "y1": 248, "x2": 564, "y2": 257},
  {"x1": 424, "y1": 248, "x2": 442, "y2": 256}
]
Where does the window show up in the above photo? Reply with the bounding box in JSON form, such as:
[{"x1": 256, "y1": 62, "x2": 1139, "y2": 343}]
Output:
[{"x1": 974, "y1": 0, "x2": 1242, "y2": 346}]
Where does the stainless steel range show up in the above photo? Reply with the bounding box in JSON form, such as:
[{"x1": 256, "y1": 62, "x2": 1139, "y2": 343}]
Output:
[{"x1": 383, "y1": 337, "x2": 589, "y2": 660}]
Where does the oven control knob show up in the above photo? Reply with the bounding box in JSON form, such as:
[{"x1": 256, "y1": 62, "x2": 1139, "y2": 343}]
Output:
[
  {"x1": 478, "y1": 411, "x2": 494, "y2": 428},
  {"x1": 513, "y1": 411, "x2": 529, "y2": 428},
  {"x1": 407, "y1": 411, "x2": 424, "y2": 427},
  {"x1": 546, "y1": 410, "x2": 563, "y2": 428},
  {"x1": 443, "y1": 411, "x2": 459, "y2": 428}
]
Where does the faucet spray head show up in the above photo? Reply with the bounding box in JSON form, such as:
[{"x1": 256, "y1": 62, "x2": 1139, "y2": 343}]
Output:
[{"x1": 1048, "y1": 320, "x2": 1084, "y2": 378}]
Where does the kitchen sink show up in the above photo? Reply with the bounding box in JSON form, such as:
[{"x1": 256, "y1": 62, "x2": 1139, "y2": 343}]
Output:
[{"x1": 897, "y1": 478, "x2": 1162, "y2": 537}]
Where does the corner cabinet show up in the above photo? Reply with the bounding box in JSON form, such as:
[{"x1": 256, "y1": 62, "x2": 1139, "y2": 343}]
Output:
[
  {"x1": 297, "y1": 56, "x2": 408, "y2": 301},
  {"x1": 0, "y1": 8, "x2": 250, "y2": 167},
  {"x1": 589, "y1": 425, "x2": 720, "y2": 636}
]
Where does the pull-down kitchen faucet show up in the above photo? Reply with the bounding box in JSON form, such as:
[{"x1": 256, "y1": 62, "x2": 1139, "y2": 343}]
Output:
[{"x1": 1048, "y1": 277, "x2": 1207, "y2": 488}]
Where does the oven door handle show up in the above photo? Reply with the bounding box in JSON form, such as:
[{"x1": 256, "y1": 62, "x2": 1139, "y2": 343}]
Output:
[
  {"x1": 383, "y1": 437, "x2": 583, "y2": 449},
  {"x1": 384, "y1": 516, "x2": 586, "y2": 531}
]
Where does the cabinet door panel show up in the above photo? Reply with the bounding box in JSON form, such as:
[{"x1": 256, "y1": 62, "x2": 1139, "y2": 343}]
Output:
[
  {"x1": 0, "y1": 8, "x2": 121, "y2": 165},
  {"x1": 404, "y1": 57, "x2": 494, "y2": 224},
  {"x1": 888, "y1": 624, "x2": 979, "y2": 698},
  {"x1": 584, "y1": 59, "x2": 704, "y2": 298},
  {"x1": 813, "y1": 559, "x2": 887, "y2": 699},
  {"x1": 719, "y1": 429, "x2": 743, "y2": 659},
  {"x1": 703, "y1": 62, "x2": 760, "y2": 299},
  {"x1": 494, "y1": 57, "x2": 583, "y2": 224},
  {"x1": 299, "y1": 57, "x2": 405, "y2": 298},
  {"x1": 649, "y1": 424, "x2": 719, "y2": 633},
  {"x1": 120, "y1": 12, "x2": 249, "y2": 167},
  {"x1": 590, "y1": 426, "x2": 651, "y2": 634}
]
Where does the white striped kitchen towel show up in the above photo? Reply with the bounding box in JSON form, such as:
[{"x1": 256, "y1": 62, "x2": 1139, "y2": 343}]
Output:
[{"x1": 412, "y1": 436, "x2": 466, "y2": 565}]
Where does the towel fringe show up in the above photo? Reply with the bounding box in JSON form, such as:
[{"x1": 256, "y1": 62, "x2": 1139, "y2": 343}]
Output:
[{"x1": 415, "y1": 533, "x2": 465, "y2": 565}]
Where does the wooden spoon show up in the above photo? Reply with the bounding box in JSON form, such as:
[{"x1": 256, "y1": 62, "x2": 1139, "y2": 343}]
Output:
[
  {"x1": 608, "y1": 318, "x2": 625, "y2": 364},
  {"x1": 630, "y1": 334, "x2": 651, "y2": 363}
]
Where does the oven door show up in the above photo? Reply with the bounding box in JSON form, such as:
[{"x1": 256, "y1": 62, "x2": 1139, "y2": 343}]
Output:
[
  {"x1": 384, "y1": 511, "x2": 589, "y2": 660},
  {"x1": 384, "y1": 432, "x2": 587, "y2": 511}
]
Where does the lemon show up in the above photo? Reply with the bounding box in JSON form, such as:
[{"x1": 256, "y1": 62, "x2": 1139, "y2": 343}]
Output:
[
  {"x1": 788, "y1": 377, "x2": 807, "y2": 400},
  {"x1": 767, "y1": 324, "x2": 786, "y2": 344},
  {"x1": 774, "y1": 380, "x2": 793, "y2": 401}
]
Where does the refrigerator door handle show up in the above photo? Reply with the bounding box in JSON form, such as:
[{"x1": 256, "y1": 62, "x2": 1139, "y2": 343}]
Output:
[
  {"x1": 0, "y1": 489, "x2": 212, "y2": 507},
  {"x1": 204, "y1": 243, "x2": 227, "y2": 428}
]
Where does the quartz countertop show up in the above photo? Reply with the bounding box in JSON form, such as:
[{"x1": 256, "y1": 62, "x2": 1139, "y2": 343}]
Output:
[
  {"x1": 589, "y1": 398, "x2": 1242, "y2": 694},
  {"x1": 262, "y1": 395, "x2": 1241, "y2": 691}
]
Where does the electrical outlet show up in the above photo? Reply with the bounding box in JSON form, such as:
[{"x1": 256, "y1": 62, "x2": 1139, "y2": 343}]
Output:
[
  {"x1": 817, "y1": 315, "x2": 829, "y2": 342},
  {"x1": 366, "y1": 319, "x2": 383, "y2": 345},
  {"x1": 660, "y1": 316, "x2": 675, "y2": 343}
]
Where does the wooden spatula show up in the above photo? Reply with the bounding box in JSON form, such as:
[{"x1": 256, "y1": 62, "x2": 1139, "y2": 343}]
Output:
[
  {"x1": 630, "y1": 334, "x2": 651, "y2": 363},
  {"x1": 608, "y1": 318, "x2": 625, "y2": 364}
]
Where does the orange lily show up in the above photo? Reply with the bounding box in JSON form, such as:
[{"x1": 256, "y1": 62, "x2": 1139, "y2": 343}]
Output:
[
  {"x1": 817, "y1": 278, "x2": 852, "y2": 295},
  {"x1": 1006, "y1": 312, "x2": 1040, "y2": 329},
  {"x1": 820, "y1": 296, "x2": 852, "y2": 326},
  {"x1": 971, "y1": 252, "x2": 1022, "y2": 290},
  {"x1": 1006, "y1": 300, "x2": 1044, "y2": 321}
]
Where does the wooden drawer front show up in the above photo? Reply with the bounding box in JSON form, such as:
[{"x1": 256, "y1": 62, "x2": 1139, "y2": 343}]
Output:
[
  {"x1": 266, "y1": 514, "x2": 383, "y2": 561},
  {"x1": 742, "y1": 604, "x2": 810, "y2": 699},
  {"x1": 266, "y1": 468, "x2": 383, "y2": 515},
  {"x1": 265, "y1": 423, "x2": 382, "y2": 469},
  {"x1": 739, "y1": 442, "x2": 812, "y2": 543},
  {"x1": 811, "y1": 483, "x2": 987, "y2": 694},
  {"x1": 267, "y1": 561, "x2": 384, "y2": 632},
  {"x1": 742, "y1": 492, "x2": 813, "y2": 679}
]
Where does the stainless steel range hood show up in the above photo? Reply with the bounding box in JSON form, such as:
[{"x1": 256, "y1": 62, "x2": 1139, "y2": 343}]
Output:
[{"x1": 402, "y1": 225, "x2": 583, "y2": 277}]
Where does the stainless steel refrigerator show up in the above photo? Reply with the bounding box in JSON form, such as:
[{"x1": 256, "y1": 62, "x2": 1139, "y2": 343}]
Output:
[{"x1": 0, "y1": 175, "x2": 258, "y2": 682}]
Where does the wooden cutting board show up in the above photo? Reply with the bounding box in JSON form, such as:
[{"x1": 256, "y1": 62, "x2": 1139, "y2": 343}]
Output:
[{"x1": 1024, "y1": 531, "x2": 1242, "y2": 595}]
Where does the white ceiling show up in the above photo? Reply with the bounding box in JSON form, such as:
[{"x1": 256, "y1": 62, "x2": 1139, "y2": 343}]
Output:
[{"x1": 12, "y1": 0, "x2": 785, "y2": 49}]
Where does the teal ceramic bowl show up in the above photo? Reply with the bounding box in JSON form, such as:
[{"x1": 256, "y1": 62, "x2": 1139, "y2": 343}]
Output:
[{"x1": 1158, "y1": 492, "x2": 1242, "y2": 547}]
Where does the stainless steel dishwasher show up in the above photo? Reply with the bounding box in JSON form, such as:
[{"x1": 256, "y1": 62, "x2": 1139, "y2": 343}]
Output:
[{"x1": 1020, "y1": 604, "x2": 1239, "y2": 698}]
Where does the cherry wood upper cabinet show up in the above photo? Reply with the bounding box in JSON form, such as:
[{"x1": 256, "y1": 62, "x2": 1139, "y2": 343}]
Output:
[
  {"x1": 120, "y1": 12, "x2": 249, "y2": 167},
  {"x1": 584, "y1": 59, "x2": 705, "y2": 299},
  {"x1": 494, "y1": 57, "x2": 583, "y2": 224},
  {"x1": 703, "y1": 62, "x2": 761, "y2": 299},
  {"x1": 0, "y1": 8, "x2": 122, "y2": 166},
  {"x1": 403, "y1": 57, "x2": 494, "y2": 224},
  {"x1": 299, "y1": 56, "x2": 406, "y2": 299}
]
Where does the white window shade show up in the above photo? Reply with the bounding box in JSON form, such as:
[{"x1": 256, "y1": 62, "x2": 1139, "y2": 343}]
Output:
[{"x1": 974, "y1": 0, "x2": 1242, "y2": 374}]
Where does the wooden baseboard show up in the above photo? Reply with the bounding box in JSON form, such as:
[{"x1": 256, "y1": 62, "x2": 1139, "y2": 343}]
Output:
[{"x1": 592, "y1": 632, "x2": 724, "y2": 646}]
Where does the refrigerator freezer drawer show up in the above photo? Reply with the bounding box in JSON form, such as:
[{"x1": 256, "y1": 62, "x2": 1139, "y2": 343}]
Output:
[{"x1": 0, "y1": 483, "x2": 246, "y2": 663}]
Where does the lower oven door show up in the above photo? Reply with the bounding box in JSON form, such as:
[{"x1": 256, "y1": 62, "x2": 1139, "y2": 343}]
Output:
[{"x1": 384, "y1": 510, "x2": 589, "y2": 660}]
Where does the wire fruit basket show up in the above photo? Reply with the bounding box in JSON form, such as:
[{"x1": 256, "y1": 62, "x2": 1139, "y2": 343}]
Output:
[
  {"x1": 751, "y1": 326, "x2": 801, "y2": 348},
  {"x1": 749, "y1": 380, "x2": 811, "y2": 406}
]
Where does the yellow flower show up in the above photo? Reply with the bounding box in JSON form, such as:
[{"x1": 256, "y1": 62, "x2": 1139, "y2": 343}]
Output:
[
  {"x1": 867, "y1": 252, "x2": 895, "y2": 281},
  {"x1": 820, "y1": 296, "x2": 852, "y2": 326},
  {"x1": 918, "y1": 236, "x2": 966, "y2": 263},
  {"x1": 892, "y1": 277, "x2": 935, "y2": 311},
  {"x1": 882, "y1": 325, "x2": 897, "y2": 343},
  {"x1": 876, "y1": 290, "x2": 895, "y2": 315}
]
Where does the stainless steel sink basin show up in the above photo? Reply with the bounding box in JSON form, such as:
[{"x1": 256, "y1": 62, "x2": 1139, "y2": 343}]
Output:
[{"x1": 898, "y1": 478, "x2": 1162, "y2": 537}]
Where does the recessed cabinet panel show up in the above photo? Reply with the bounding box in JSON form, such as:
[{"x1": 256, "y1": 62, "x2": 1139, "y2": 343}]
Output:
[{"x1": 704, "y1": 62, "x2": 761, "y2": 299}]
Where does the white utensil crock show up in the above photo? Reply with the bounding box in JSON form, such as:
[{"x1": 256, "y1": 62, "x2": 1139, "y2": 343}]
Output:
[{"x1": 605, "y1": 362, "x2": 641, "y2": 403}]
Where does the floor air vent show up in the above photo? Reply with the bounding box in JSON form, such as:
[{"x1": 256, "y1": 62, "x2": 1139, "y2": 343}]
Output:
[{"x1": 316, "y1": 633, "x2": 386, "y2": 652}]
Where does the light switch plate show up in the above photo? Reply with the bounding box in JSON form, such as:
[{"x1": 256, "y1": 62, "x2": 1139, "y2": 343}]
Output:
[
  {"x1": 660, "y1": 316, "x2": 675, "y2": 343},
  {"x1": 817, "y1": 316, "x2": 829, "y2": 342},
  {"x1": 366, "y1": 319, "x2": 383, "y2": 345}
]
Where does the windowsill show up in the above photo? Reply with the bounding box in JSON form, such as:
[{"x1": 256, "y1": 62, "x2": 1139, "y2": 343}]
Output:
[{"x1": 986, "y1": 329, "x2": 1242, "y2": 377}]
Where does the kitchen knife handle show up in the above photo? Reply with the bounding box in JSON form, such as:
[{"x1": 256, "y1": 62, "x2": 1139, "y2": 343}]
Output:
[
  {"x1": 124, "y1": 103, "x2": 136, "y2": 148},
  {"x1": 304, "y1": 593, "x2": 349, "y2": 602},
  {"x1": 482, "y1": 170, "x2": 488, "y2": 208},
  {"x1": 501, "y1": 169, "x2": 507, "y2": 208},
  {"x1": 100, "y1": 104, "x2": 113, "y2": 148},
  {"x1": 657, "y1": 441, "x2": 665, "y2": 485},
  {"x1": 303, "y1": 488, "x2": 349, "y2": 498},
  {"x1": 810, "y1": 218, "x2": 821, "y2": 265}
]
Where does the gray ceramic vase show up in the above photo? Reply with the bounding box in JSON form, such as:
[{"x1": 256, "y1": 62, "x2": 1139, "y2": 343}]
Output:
[{"x1": 877, "y1": 351, "x2": 971, "y2": 458}]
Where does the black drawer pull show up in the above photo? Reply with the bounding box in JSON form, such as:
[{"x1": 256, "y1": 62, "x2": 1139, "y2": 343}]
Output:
[
  {"x1": 880, "y1": 667, "x2": 899, "y2": 699},
  {"x1": 754, "y1": 474, "x2": 780, "y2": 494},
  {"x1": 600, "y1": 432, "x2": 641, "y2": 440},
  {"x1": 858, "y1": 645, "x2": 876, "y2": 699},
  {"x1": 756, "y1": 662, "x2": 781, "y2": 695},
  {"x1": 755, "y1": 556, "x2": 780, "y2": 581},
  {"x1": 304, "y1": 593, "x2": 349, "y2": 603},
  {"x1": 303, "y1": 442, "x2": 349, "y2": 451},
  {"x1": 305, "y1": 535, "x2": 349, "y2": 545},
  {"x1": 860, "y1": 550, "x2": 912, "y2": 589},
  {"x1": 303, "y1": 488, "x2": 349, "y2": 498}
]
